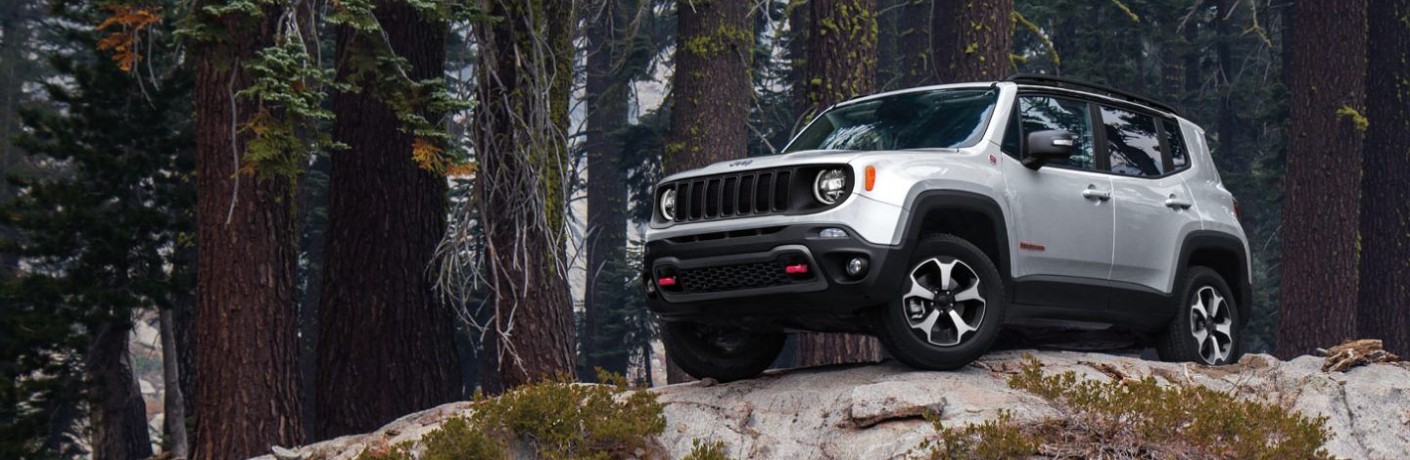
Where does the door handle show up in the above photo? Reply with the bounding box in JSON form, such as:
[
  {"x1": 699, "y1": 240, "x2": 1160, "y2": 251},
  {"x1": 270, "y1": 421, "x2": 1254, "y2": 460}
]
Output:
[
  {"x1": 1164, "y1": 195, "x2": 1193, "y2": 209},
  {"x1": 1082, "y1": 185, "x2": 1111, "y2": 201}
]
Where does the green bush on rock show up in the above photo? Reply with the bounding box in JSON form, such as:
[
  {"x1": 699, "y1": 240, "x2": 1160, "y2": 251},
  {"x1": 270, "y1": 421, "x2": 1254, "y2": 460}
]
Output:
[
  {"x1": 356, "y1": 371, "x2": 664, "y2": 460},
  {"x1": 917, "y1": 356, "x2": 1333, "y2": 459}
]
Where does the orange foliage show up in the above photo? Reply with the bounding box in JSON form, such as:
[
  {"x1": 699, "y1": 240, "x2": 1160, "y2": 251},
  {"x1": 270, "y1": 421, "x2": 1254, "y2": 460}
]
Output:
[{"x1": 96, "y1": 4, "x2": 162, "y2": 72}]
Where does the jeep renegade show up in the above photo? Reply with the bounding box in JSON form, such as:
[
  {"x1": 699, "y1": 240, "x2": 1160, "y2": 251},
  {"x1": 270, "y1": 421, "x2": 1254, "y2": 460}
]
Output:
[{"x1": 644, "y1": 75, "x2": 1251, "y2": 382}]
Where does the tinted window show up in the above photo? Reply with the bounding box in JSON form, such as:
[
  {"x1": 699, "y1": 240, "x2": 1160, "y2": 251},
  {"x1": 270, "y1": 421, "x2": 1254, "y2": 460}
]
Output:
[
  {"x1": 784, "y1": 89, "x2": 997, "y2": 152},
  {"x1": 1018, "y1": 96, "x2": 1095, "y2": 170},
  {"x1": 1101, "y1": 106, "x2": 1163, "y2": 177},
  {"x1": 1163, "y1": 119, "x2": 1188, "y2": 169},
  {"x1": 1001, "y1": 105, "x2": 1020, "y2": 158}
]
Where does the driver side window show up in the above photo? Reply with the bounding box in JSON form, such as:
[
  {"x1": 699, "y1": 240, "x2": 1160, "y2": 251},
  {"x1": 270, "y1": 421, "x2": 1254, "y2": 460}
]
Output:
[{"x1": 1017, "y1": 96, "x2": 1096, "y2": 171}]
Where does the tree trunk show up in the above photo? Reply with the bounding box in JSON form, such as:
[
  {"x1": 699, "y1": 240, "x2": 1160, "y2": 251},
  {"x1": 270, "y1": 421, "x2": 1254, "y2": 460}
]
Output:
[
  {"x1": 472, "y1": 0, "x2": 578, "y2": 394},
  {"x1": 583, "y1": 0, "x2": 632, "y2": 378},
  {"x1": 1357, "y1": 0, "x2": 1410, "y2": 356},
  {"x1": 896, "y1": 0, "x2": 934, "y2": 87},
  {"x1": 1275, "y1": 0, "x2": 1365, "y2": 358},
  {"x1": 662, "y1": 0, "x2": 754, "y2": 383},
  {"x1": 86, "y1": 318, "x2": 152, "y2": 460},
  {"x1": 191, "y1": 2, "x2": 304, "y2": 457},
  {"x1": 160, "y1": 309, "x2": 189, "y2": 459},
  {"x1": 314, "y1": 0, "x2": 460, "y2": 439},
  {"x1": 931, "y1": 0, "x2": 1013, "y2": 82},
  {"x1": 795, "y1": 0, "x2": 883, "y2": 368}
]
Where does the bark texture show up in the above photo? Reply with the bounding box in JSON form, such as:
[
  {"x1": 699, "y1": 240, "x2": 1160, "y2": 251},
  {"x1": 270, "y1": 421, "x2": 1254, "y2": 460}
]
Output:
[
  {"x1": 895, "y1": 0, "x2": 934, "y2": 87},
  {"x1": 583, "y1": 0, "x2": 631, "y2": 377},
  {"x1": 931, "y1": 0, "x2": 1013, "y2": 82},
  {"x1": 472, "y1": 0, "x2": 578, "y2": 394},
  {"x1": 796, "y1": 0, "x2": 883, "y2": 367},
  {"x1": 191, "y1": 3, "x2": 304, "y2": 458},
  {"x1": 86, "y1": 319, "x2": 152, "y2": 460},
  {"x1": 160, "y1": 309, "x2": 189, "y2": 459},
  {"x1": 663, "y1": 0, "x2": 754, "y2": 383},
  {"x1": 1357, "y1": 0, "x2": 1410, "y2": 356},
  {"x1": 315, "y1": 0, "x2": 460, "y2": 439},
  {"x1": 1275, "y1": 0, "x2": 1366, "y2": 358}
]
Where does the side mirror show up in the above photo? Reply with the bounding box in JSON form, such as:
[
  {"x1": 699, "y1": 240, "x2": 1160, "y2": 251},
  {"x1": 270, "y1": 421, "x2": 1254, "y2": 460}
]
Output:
[{"x1": 1023, "y1": 130, "x2": 1077, "y2": 169}]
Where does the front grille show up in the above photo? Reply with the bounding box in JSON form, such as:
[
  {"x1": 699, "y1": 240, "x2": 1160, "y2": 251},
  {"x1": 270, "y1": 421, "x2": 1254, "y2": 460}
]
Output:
[
  {"x1": 668, "y1": 168, "x2": 795, "y2": 223},
  {"x1": 675, "y1": 260, "x2": 804, "y2": 293}
]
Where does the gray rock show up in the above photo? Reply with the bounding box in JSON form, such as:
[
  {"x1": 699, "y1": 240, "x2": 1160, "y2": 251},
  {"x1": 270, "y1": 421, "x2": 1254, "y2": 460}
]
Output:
[{"x1": 248, "y1": 350, "x2": 1410, "y2": 460}]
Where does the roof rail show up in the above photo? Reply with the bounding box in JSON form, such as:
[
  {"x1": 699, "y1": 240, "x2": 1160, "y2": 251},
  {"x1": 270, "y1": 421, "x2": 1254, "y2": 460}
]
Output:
[{"x1": 1004, "y1": 73, "x2": 1179, "y2": 115}]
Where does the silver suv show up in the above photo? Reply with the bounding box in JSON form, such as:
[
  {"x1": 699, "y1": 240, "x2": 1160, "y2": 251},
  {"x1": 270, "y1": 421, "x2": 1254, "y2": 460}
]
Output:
[{"x1": 644, "y1": 75, "x2": 1251, "y2": 381}]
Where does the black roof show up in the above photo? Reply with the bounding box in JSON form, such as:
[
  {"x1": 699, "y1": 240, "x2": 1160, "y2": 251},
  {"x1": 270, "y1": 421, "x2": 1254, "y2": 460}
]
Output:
[{"x1": 1004, "y1": 73, "x2": 1179, "y2": 115}]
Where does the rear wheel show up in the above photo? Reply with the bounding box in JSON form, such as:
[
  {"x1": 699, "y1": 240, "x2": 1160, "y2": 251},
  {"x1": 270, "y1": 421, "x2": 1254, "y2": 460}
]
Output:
[
  {"x1": 661, "y1": 321, "x2": 785, "y2": 382},
  {"x1": 877, "y1": 234, "x2": 1007, "y2": 370},
  {"x1": 1156, "y1": 266, "x2": 1241, "y2": 365}
]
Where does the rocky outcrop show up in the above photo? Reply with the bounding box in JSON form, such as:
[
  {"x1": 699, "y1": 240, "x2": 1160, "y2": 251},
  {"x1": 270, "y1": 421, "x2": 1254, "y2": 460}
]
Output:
[{"x1": 253, "y1": 350, "x2": 1410, "y2": 460}]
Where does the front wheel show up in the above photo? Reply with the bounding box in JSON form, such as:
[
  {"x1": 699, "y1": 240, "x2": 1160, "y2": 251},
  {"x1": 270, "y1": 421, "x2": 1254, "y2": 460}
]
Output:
[
  {"x1": 877, "y1": 234, "x2": 1007, "y2": 370},
  {"x1": 1156, "y1": 266, "x2": 1241, "y2": 365},
  {"x1": 661, "y1": 321, "x2": 785, "y2": 382}
]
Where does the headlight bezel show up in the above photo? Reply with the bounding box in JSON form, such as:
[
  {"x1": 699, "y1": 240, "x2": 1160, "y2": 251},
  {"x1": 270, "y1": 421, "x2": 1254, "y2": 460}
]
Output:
[
  {"x1": 812, "y1": 168, "x2": 850, "y2": 205},
  {"x1": 659, "y1": 187, "x2": 678, "y2": 221}
]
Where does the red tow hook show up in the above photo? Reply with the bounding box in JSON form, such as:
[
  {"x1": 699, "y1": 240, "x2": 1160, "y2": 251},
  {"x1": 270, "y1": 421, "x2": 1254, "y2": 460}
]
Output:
[
  {"x1": 785, "y1": 264, "x2": 809, "y2": 275},
  {"x1": 657, "y1": 276, "x2": 677, "y2": 287}
]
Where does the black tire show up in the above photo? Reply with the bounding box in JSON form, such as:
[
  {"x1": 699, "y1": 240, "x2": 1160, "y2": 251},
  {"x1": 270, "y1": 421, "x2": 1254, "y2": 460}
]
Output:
[
  {"x1": 1156, "y1": 266, "x2": 1242, "y2": 365},
  {"x1": 877, "y1": 234, "x2": 1007, "y2": 370},
  {"x1": 661, "y1": 321, "x2": 785, "y2": 382}
]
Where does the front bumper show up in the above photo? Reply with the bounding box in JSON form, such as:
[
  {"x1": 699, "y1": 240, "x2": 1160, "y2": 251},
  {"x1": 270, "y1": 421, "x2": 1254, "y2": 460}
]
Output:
[{"x1": 643, "y1": 224, "x2": 909, "y2": 331}]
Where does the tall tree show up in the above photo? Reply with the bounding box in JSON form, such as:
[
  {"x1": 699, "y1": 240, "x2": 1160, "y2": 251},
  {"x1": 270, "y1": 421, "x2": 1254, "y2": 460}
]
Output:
[
  {"x1": 0, "y1": 1, "x2": 192, "y2": 456},
  {"x1": 314, "y1": 0, "x2": 461, "y2": 439},
  {"x1": 463, "y1": 0, "x2": 579, "y2": 393},
  {"x1": 190, "y1": 1, "x2": 304, "y2": 456},
  {"x1": 932, "y1": 0, "x2": 1012, "y2": 82},
  {"x1": 1275, "y1": 0, "x2": 1365, "y2": 358},
  {"x1": 794, "y1": 0, "x2": 884, "y2": 367},
  {"x1": 583, "y1": 0, "x2": 632, "y2": 378},
  {"x1": 1357, "y1": 0, "x2": 1410, "y2": 356},
  {"x1": 662, "y1": 0, "x2": 753, "y2": 382}
]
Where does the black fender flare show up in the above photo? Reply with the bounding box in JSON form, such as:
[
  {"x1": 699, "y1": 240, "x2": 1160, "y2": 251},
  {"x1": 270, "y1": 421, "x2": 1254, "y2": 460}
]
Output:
[
  {"x1": 894, "y1": 189, "x2": 1013, "y2": 282},
  {"x1": 1174, "y1": 230, "x2": 1253, "y2": 327}
]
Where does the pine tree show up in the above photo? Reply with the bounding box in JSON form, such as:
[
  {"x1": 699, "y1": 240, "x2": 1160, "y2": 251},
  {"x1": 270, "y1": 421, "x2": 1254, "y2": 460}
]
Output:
[
  {"x1": 465, "y1": 0, "x2": 579, "y2": 393},
  {"x1": 1276, "y1": 0, "x2": 1365, "y2": 357},
  {"x1": 1357, "y1": 0, "x2": 1410, "y2": 355},
  {"x1": 189, "y1": 0, "x2": 305, "y2": 456},
  {"x1": 0, "y1": 2, "x2": 193, "y2": 456},
  {"x1": 314, "y1": 0, "x2": 461, "y2": 439}
]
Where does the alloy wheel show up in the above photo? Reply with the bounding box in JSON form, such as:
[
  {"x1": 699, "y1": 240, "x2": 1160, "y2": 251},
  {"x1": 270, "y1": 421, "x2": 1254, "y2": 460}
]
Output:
[
  {"x1": 1189, "y1": 286, "x2": 1234, "y2": 364},
  {"x1": 902, "y1": 257, "x2": 987, "y2": 347}
]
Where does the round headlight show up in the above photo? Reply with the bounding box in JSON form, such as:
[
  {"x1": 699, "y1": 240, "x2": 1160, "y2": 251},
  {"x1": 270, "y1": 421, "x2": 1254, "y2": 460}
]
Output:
[
  {"x1": 813, "y1": 169, "x2": 848, "y2": 205},
  {"x1": 660, "y1": 188, "x2": 677, "y2": 221}
]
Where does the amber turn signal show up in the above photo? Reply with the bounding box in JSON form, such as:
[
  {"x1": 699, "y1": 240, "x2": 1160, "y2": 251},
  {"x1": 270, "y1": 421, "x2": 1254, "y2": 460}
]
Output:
[{"x1": 865, "y1": 165, "x2": 876, "y2": 191}]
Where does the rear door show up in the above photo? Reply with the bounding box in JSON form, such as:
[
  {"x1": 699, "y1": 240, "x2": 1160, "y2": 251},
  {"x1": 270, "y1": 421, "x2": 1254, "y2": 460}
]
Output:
[
  {"x1": 1002, "y1": 95, "x2": 1115, "y2": 291},
  {"x1": 1100, "y1": 108, "x2": 1202, "y2": 298}
]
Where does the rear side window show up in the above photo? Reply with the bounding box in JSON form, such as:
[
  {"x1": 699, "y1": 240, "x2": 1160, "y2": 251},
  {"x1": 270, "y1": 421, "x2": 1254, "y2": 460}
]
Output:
[
  {"x1": 1100, "y1": 106, "x2": 1163, "y2": 177},
  {"x1": 1163, "y1": 119, "x2": 1189, "y2": 169},
  {"x1": 1018, "y1": 96, "x2": 1096, "y2": 170}
]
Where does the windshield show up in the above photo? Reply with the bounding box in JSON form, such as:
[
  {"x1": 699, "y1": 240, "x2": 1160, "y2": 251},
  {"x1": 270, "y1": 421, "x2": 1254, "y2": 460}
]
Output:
[{"x1": 783, "y1": 88, "x2": 998, "y2": 153}]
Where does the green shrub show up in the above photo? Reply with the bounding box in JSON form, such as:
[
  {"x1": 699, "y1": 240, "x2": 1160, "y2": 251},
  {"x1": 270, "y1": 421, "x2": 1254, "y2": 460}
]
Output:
[
  {"x1": 914, "y1": 356, "x2": 1334, "y2": 460},
  {"x1": 358, "y1": 370, "x2": 665, "y2": 460},
  {"x1": 469, "y1": 370, "x2": 666, "y2": 460},
  {"x1": 681, "y1": 439, "x2": 732, "y2": 460},
  {"x1": 917, "y1": 411, "x2": 1038, "y2": 460}
]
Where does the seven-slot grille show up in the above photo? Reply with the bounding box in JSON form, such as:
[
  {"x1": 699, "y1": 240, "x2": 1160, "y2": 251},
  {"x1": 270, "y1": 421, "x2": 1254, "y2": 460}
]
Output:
[{"x1": 664, "y1": 168, "x2": 795, "y2": 223}]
